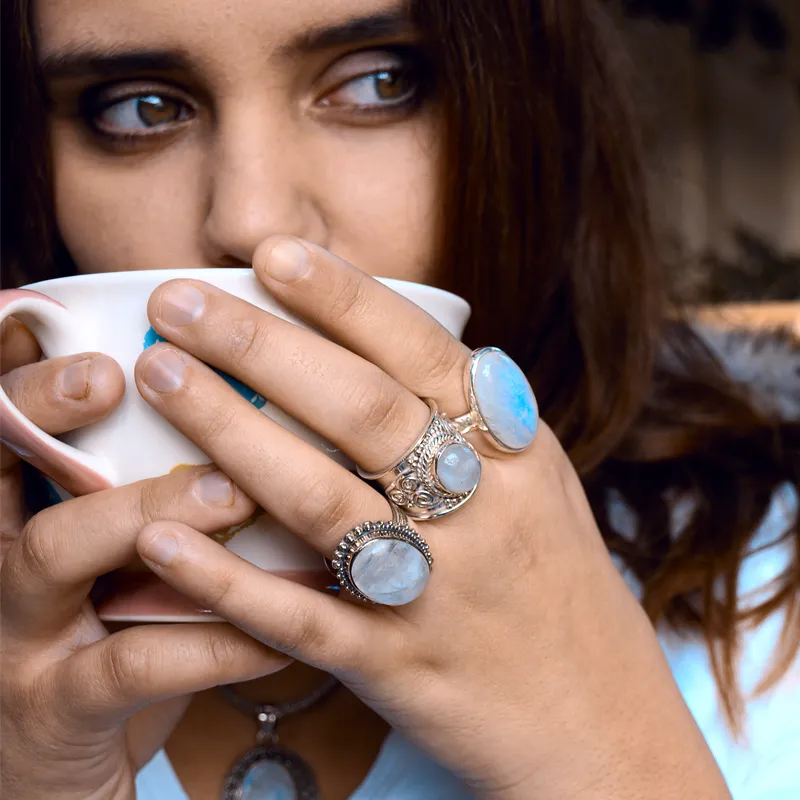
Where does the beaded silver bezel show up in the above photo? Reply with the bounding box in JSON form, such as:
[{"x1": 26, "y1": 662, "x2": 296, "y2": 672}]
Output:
[{"x1": 330, "y1": 519, "x2": 433, "y2": 605}]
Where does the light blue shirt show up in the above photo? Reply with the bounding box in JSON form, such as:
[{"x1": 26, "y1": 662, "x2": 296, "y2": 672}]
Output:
[{"x1": 137, "y1": 484, "x2": 799, "y2": 798}]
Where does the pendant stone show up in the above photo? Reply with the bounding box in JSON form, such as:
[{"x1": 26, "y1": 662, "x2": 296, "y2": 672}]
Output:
[
  {"x1": 222, "y1": 747, "x2": 319, "y2": 800},
  {"x1": 241, "y1": 762, "x2": 297, "y2": 800},
  {"x1": 472, "y1": 349, "x2": 538, "y2": 451},
  {"x1": 350, "y1": 539, "x2": 430, "y2": 605}
]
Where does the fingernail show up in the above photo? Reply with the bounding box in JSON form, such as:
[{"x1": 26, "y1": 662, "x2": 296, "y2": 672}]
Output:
[
  {"x1": 263, "y1": 239, "x2": 310, "y2": 283},
  {"x1": 141, "y1": 349, "x2": 186, "y2": 393},
  {"x1": 141, "y1": 530, "x2": 179, "y2": 566},
  {"x1": 159, "y1": 283, "x2": 206, "y2": 327},
  {"x1": 194, "y1": 470, "x2": 235, "y2": 507},
  {"x1": 59, "y1": 359, "x2": 91, "y2": 400}
]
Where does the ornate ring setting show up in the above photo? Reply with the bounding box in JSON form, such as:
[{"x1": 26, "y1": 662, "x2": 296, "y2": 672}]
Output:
[
  {"x1": 450, "y1": 347, "x2": 539, "y2": 453},
  {"x1": 329, "y1": 503, "x2": 433, "y2": 606},
  {"x1": 356, "y1": 399, "x2": 481, "y2": 520}
]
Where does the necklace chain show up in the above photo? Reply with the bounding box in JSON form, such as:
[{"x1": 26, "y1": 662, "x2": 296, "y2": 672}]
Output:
[{"x1": 219, "y1": 674, "x2": 340, "y2": 742}]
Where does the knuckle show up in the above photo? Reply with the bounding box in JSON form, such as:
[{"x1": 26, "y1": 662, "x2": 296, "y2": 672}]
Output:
[
  {"x1": 291, "y1": 477, "x2": 354, "y2": 539},
  {"x1": 202, "y1": 630, "x2": 243, "y2": 672},
  {"x1": 202, "y1": 402, "x2": 238, "y2": 442},
  {"x1": 346, "y1": 373, "x2": 406, "y2": 440},
  {"x1": 103, "y1": 635, "x2": 153, "y2": 701},
  {"x1": 536, "y1": 425, "x2": 572, "y2": 489},
  {"x1": 277, "y1": 603, "x2": 329, "y2": 660},
  {"x1": 415, "y1": 328, "x2": 466, "y2": 389},
  {"x1": 371, "y1": 627, "x2": 427, "y2": 681},
  {"x1": 2, "y1": 367, "x2": 48, "y2": 418},
  {"x1": 204, "y1": 565, "x2": 240, "y2": 610},
  {"x1": 135, "y1": 478, "x2": 168, "y2": 528},
  {"x1": 223, "y1": 316, "x2": 272, "y2": 371},
  {"x1": 326, "y1": 275, "x2": 370, "y2": 325},
  {"x1": 14, "y1": 515, "x2": 61, "y2": 589}
]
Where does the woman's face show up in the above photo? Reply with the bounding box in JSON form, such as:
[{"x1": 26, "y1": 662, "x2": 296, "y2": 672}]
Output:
[{"x1": 37, "y1": 0, "x2": 440, "y2": 285}]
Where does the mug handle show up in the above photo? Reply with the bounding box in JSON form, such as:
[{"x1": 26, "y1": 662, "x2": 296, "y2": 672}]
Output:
[{"x1": 0, "y1": 289, "x2": 117, "y2": 494}]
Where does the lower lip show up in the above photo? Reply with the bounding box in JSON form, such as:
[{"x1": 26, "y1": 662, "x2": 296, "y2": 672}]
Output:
[{"x1": 95, "y1": 570, "x2": 335, "y2": 623}]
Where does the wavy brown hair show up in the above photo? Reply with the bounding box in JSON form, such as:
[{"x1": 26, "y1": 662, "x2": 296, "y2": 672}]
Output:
[{"x1": 2, "y1": 0, "x2": 798, "y2": 731}]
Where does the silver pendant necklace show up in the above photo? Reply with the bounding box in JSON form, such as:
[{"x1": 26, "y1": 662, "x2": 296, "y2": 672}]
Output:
[{"x1": 219, "y1": 674, "x2": 340, "y2": 800}]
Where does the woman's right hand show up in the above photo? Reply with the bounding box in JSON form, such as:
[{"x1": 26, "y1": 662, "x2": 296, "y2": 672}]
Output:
[{"x1": 0, "y1": 318, "x2": 287, "y2": 800}]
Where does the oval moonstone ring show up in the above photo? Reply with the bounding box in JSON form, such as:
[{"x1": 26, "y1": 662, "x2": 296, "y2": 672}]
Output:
[
  {"x1": 329, "y1": 504, "x2": 433, "y2": 606},
  {"x1": 451, "y1": 347, "x2": 539, "y2": 453}
]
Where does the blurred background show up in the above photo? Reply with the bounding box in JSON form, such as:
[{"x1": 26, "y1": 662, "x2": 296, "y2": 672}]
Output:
[{"x1": 610, "y1": 0, "x2": 799, "y2": 333}]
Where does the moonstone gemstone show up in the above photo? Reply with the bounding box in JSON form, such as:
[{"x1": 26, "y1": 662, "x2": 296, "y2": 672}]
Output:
[
  {"x1": 437, "y1": 442, "x2": 481, "y2": 494},
  {"x1": 472, "y1": 349, "x2": 538, "y2": 451},
  {"x1": 351, "y1": 539, "x2": 430, "y2": 605},
  {"x1": 241, "y1": 762, "x2": 296, "y2": 800}
]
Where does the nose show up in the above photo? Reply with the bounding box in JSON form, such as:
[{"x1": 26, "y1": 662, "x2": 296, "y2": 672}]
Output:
[{"x1": 201, "y1": 108, "x2": 326, "y2": 266}]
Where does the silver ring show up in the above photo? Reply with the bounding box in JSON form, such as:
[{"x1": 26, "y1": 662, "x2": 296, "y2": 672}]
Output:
[
  {"x1": 356, "y1": 399, "x2": 481, "y2": 520},
  {"x1": 328, "y1": 503, "x2": 433, "y2": 606},
  {"x1": 450, "y1": 347, "x2": 539, "y2": 453}
]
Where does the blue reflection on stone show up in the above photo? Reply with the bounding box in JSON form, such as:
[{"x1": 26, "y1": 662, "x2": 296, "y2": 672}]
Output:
[{"x1": 473, "y1": 349, "x2": 538, "y2": 450}]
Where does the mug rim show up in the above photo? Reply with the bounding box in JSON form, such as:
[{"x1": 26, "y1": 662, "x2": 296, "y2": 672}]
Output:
[{"x1": 23, "y1": 268, "x2": 471, "y2": 316}]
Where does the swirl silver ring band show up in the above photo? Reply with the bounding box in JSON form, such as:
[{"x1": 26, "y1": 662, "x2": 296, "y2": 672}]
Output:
[
  {"x1": 357, "y1": 399, "x2": 482, "y2": 520},
  {"x1": 329, "y1": 503, "x2": 433, "y2": 606}
]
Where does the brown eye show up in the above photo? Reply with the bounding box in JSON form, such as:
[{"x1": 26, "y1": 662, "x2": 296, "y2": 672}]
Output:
[
  {"x1": 95, "y1": 94, "x2": 192, "y2": 133},
  {"x1": 136, "y1": 96, "x2": 182, "y2": 125},
  {"x1": 322, "y1": 68, "x2": 418, "y2": 108},
  {"x1": 373, "y1": 70, "x2": 413, "y2": 100}
]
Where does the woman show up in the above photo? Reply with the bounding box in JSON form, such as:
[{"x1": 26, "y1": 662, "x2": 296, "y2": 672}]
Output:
[{"x1": 1, "y1": 0, "x2": 797, "y2": 798}]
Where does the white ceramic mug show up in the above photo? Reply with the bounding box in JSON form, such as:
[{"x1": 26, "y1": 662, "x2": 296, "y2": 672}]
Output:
[{"x1": 0, "y1": 270, "x2": 471, "y2": 621}]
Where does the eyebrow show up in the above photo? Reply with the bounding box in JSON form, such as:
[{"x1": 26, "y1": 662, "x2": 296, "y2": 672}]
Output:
[
  {"x1": 40, "y1": 50, "x2": 191, "y2": 81},
  {"x1": 279, "y1": 8, "x2": 414, "y2": 57},
  {"x1": 39, "y1": 8, "x2": 413, "y2": 81}
]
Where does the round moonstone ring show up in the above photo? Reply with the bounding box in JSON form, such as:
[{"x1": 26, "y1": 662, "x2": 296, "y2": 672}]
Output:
[
  {"x1": 329, "y1": 504, "x2": 433, "y2": 606},
  {"x1": 356, "y1": 399, "x2": 482, "y2": 520},
  {"x1": 451, "y1": 347, "x2": 539, "y2": 453}
]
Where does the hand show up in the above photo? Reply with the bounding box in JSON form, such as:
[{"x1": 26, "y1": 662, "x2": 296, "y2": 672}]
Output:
[
  {"x1": 0, "y1": 317, "x2": 119, "y2": 546},
  {"x1": 131, "y1": 238, "x2": 730, "y2": 800},
  {"x1": 0, "y1": 318, "x2": 288, "y2": 800}
]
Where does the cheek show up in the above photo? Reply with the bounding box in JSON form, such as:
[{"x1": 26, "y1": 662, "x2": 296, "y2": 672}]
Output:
[
  {"x1": 314, "y1": 118, "x2": 441, "y2": 285},
  {"x1": 51, "y1": 124, "x2": 206, "y2": 274},
  {"x1": 50, "y1": 115, "x2": 441, "y2": 281}
]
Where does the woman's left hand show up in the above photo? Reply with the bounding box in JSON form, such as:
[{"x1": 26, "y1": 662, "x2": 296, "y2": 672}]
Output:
[{"x1": 133, "y1": 237, "x2": 729, "y2": 800}]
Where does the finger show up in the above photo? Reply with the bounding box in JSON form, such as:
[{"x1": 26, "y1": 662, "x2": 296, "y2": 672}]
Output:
[
  {"x1": 137, "y1": 520, "x2": 379, "y2": 673},
  {"x1": 0, "y1": 316, "x2": 40, "y2": 374},
  {"x1": 146, "y1": 278, "x2": 429, "y2": 475},
  {"x1": 2, "y1": 353, "x2": 124, "y2": 438},
  {"x1": 135, "y1": 345, "x2": 391, "y2": 556},
  {"x1": 254, "y1": 237, "x2": 472, "y2": 416},
  {"x1": 61, "y1": 621, "x2": 289, "y2": 724},
  {"x1": 1, "y1": 465, "x2": 256, "y2": 636},
  {"x1": 1, "y1": 353, "x2": 125, "y2": 472}
]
